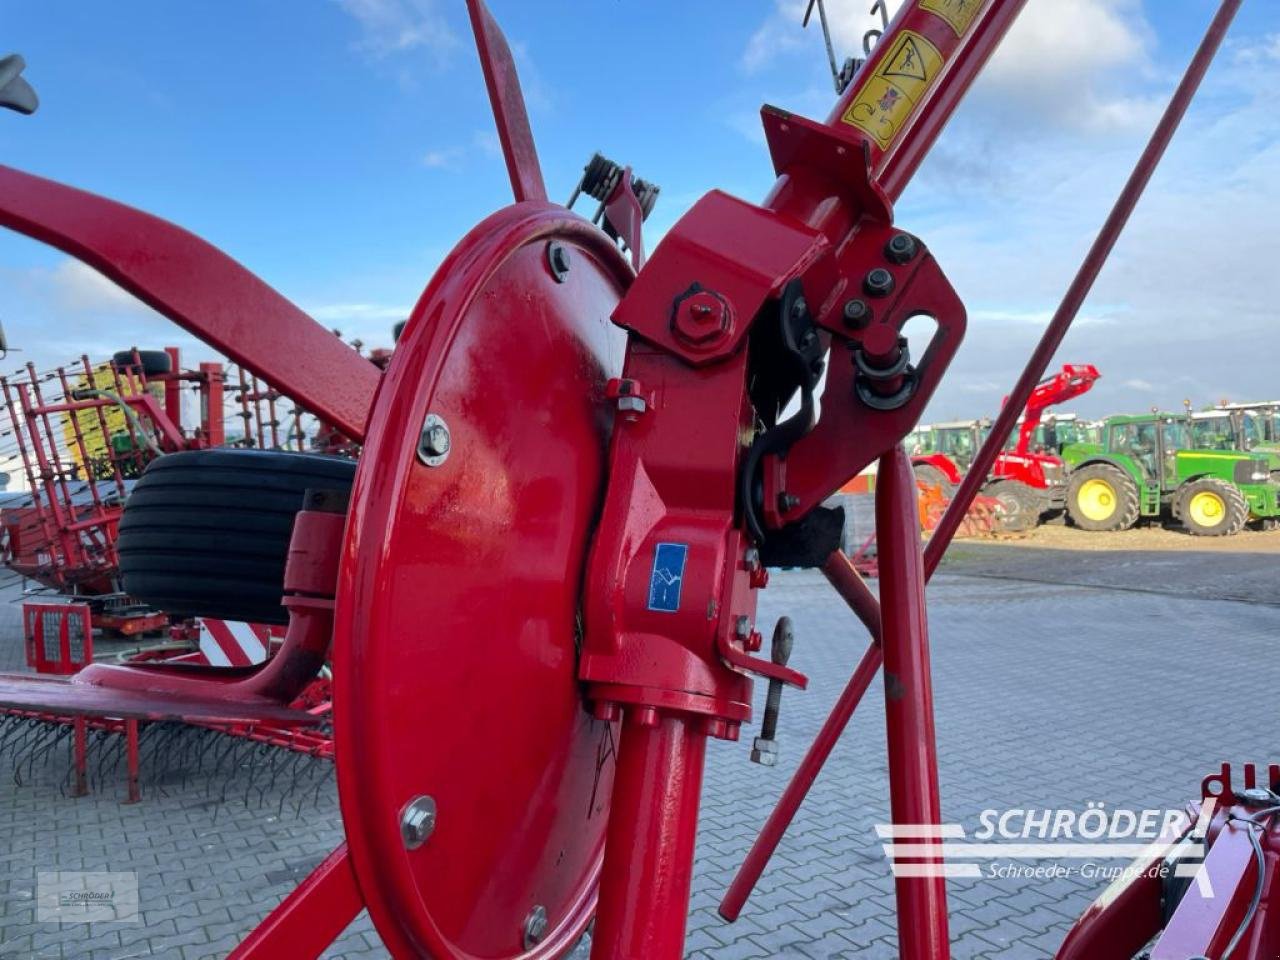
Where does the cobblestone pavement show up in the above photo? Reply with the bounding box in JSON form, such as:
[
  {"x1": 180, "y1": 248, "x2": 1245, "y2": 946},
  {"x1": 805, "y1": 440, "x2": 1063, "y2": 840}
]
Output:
[{"x1": 1, "y1": 563, "x2": 1276, "y2": 959}]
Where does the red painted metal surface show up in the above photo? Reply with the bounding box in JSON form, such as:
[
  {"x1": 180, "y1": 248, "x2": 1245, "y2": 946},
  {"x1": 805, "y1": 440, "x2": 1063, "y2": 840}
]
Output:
[
  {"x1": 465, "y1": 0, "x2": 546, "y2": 204},
  {"x1": 592, "y1": 715, "x2": 707, "y2": 957},
  {"x1": 0, "y1": 1, "x2": 1246, "y2": 956},
  {"x1": 229, "y1": 845, "x2": 365, "y2": 960},
  {"x1": 333, "y1": 201, "x2": 630, "y2": 959},
  {"x1": 0, "y1": 165, "x2": 378, "y2": 441},
  {"x1": 0, "y1": 505, "x2": 341, "y2": 723},
  {"x1": 877, "y1": 447, "x2": 949, "y2": 956}
]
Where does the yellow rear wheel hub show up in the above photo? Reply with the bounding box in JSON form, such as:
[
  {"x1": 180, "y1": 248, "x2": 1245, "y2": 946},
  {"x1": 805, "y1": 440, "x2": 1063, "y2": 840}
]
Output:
[
  {"x1": 1077, "y1": 478, "x2": 1117, "y2": 522},
  {"x1": 1187, "y1": 490, "x2": 1226, "y2": 528}
]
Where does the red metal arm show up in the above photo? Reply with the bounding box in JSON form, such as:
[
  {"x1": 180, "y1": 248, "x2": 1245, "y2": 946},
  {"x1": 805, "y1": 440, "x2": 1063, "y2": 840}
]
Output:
[
  {"x1": 0, "y1": 165, "x2": 379, "y2": 441},
  {"x1": 1008, "y1": 363, "x2": 1100, "y2": 454},
  {"x1": 465, "y1": 0, "x2": 546, "y2": 204}
]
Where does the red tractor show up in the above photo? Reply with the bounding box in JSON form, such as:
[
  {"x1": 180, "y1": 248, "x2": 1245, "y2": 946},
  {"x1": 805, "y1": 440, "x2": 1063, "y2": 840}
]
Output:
[{"x1": 911, "y1": 364, "x2": 1100, "y2": 531}]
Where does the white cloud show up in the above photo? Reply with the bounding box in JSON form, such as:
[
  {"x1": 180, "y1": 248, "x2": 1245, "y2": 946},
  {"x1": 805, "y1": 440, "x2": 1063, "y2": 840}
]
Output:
[
  {"x1": 978, "y1": 0, "x2": 1156, "y2": 134},
  {"x1": 739, "y1": 0, "x2": 1155, "y2": 135},
  {"x1": 1234, "y1": 32, "x2": 1280, "y2": 66},
  {"x1": 421, "y1": 146, "x2": 464, "y2": 168},
  {"x1": 46, "y1": 260, "x2": 156, "y2": 316},
  {"x1": 337, "y1": 0, "x2": 459, "y2": 62}
]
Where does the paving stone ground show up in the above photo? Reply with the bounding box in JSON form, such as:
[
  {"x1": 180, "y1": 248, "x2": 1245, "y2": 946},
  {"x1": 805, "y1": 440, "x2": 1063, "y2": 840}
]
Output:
[{"x1": 0, "y1": 558, "x2": 1276, "y2": 959}]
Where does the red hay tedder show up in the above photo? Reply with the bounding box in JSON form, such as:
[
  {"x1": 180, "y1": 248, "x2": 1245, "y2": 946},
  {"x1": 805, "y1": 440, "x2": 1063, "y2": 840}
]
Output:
[{"x1": 0, "y1": 1, "x2": 1269, "y2": 958}]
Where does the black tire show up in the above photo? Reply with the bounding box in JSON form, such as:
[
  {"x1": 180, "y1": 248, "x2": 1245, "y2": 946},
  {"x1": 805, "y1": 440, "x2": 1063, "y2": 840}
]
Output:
[
  {"x1": 913, "y1": 462, "x2": 955, "y2": 498},
  {"x1": 1065, "y1": 463, "x2": 1140, "y2": 532},
  {"x1": 117, "y1": 449, "x2": 356, "y2": 624},
  {"x1": 1175, "y1": 477, "x2": 1248, "y2": 537},
  {"x1": 112, "y1": 349, "x2": 172, "y2": 377},
  {"x1": 986, "y1": 480, "x2": 1042, "y2": 533}
]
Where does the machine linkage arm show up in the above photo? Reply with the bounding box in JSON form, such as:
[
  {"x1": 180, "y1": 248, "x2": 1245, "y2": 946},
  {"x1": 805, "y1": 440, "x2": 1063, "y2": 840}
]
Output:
[{"x1": 0, "y1": 165, "x2": 380, "y2": 442}]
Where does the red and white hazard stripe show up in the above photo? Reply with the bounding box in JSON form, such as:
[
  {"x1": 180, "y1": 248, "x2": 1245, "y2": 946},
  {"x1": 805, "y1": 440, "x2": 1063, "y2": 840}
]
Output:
[{"x1": 198, "y1": 618, "x2": 274, "y2": 667}]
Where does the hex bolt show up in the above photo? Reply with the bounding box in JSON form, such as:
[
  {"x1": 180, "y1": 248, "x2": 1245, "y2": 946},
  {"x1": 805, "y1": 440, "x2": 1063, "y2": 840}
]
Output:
[
  {"x1": 734, "y1": 615, "x2": 751, "y2": 640},
  {"x1": 416, "y1": 414, "x2": 451, "y2": 466},
  {"x1": 751, "y1": 617, "x2": 795, "y2": 766},
  {"x1": 778, "y1": 492, "x2": 800, "y2": 513},
  {"x1": 523, "y1": 905, "x2": 548, "y2": 949},
  {"x1": 884, "y1": 232, "x2": 919, "y2": 265},
  {"x1": 791, "y1": 297, "x2": 808, "y2": 320},
  {"x1": 400, "y1": 795, "x2": 437, "y2": 850},
  {"x1": 864, "y1": 268, "x2": 895, "y2": 298},
  {"x1": 842, "y1": 298, "x2": 872, "y2": 329},
  {"x1": 547, "y1": 241, "x2": 571, "y2": 282}
]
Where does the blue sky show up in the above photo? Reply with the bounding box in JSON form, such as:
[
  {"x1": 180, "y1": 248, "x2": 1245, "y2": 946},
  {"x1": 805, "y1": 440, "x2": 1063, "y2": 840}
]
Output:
[{"x1": 1, "y1": 0, "x2": 1277, "y2": 420}]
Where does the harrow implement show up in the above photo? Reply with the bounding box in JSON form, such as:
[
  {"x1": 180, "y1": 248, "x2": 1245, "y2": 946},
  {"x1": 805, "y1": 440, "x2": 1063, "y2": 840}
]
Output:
[{"x1": 0, "y1": 0, "x2": 1261, "y2": 958}]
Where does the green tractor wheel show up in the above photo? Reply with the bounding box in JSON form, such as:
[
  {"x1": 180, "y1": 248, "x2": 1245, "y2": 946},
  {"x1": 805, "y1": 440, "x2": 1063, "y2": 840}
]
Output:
[
  {"x1": 1066, "y1": 463, "x2": 1139, "y2": 532},
  {"x1": 1174, "y1": 477, "x2": 1248, "y2": 537}
]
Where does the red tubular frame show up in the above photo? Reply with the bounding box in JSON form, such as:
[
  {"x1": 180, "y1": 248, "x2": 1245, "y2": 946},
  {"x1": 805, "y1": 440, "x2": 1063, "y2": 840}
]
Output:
[
  {"x1": 593, "y1": 715, "x2": 708, "y2": 957},
  {"x1": 876, "y1": 447, "x2": 948, "y2": 955}
]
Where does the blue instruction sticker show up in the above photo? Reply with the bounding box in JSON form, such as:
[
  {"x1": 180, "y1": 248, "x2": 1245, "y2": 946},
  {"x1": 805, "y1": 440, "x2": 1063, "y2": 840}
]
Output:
[{"x1": 647, "y1": 542, "x2": 689, "y2": 613}]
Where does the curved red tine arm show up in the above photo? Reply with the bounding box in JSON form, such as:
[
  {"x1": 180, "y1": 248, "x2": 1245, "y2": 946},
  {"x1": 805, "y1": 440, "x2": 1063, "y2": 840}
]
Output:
[
  {"x1": 923, "y1": 0, "x2": 1244, "y2": 577},
  {"x1": 0, "y1": 164, "x2": 379, "y2": 441},
  {"x1": 465, "y1": 0, "x2": 547, "y2": 204}
]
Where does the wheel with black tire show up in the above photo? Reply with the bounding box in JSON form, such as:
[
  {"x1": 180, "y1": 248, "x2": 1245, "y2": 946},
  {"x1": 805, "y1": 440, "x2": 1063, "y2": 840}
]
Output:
[
  {"x1": 986, "y1": 480, "x2": 1042, "y2": 533},
  {"x1": 117, "y1": 448, "x2": 357, "y2": 624},
  {"x1": 913, "y1": 462, "x2": 955, "y2": 498},
  {"x1": 112, "y1": 349, "x2": 172, "y2": 377},
  {"x1": 1175, "y1": 477, "x2": 1248, "y2": 537},
  {"x1": 1066, "y1": 463, "x2": 1140, "y2": 532}
]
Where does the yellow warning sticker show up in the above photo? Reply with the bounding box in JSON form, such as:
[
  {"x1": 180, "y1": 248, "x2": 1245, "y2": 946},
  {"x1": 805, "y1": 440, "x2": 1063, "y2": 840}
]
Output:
[
  {"x1": 841, "y1": 30, "x2": 944, "y2": 150},
  {"x1": 919, "y1": 0, "x2": 985, "y2": 36}
]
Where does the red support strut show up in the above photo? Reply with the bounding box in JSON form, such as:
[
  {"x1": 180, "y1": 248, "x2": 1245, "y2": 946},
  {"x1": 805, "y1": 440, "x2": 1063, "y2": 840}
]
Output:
[
  {"x1": 877, "y1": 446, "x2": 949, "y2": 957},
  {"x1": 592, "y1": 713, "x2": 708, "y2": 960}
]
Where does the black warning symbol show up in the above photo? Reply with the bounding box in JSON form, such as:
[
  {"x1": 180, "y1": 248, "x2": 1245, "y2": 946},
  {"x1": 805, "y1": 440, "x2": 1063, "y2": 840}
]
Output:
[{"x1": 881, "y1": 35, "x2": 929, "y2": 84}]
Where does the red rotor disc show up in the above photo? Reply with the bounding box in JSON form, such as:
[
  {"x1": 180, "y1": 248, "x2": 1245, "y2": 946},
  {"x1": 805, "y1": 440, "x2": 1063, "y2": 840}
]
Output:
[{"x1": 333, "y1": 202, "x2": 629, "y2": 958}]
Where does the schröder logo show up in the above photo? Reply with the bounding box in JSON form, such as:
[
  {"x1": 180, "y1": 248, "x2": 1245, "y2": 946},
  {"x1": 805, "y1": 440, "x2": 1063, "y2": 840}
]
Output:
[{"x1": 876, "y1": 800, "x2": 1216, "y2": 891}]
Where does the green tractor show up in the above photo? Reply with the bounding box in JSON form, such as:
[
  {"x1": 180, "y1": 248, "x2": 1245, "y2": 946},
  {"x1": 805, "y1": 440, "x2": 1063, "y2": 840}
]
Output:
[
  {"x1": 1061, "y1": 412, "x2": 1280, "y2": 536},
  {"x1": 1202, "y1": 402, "x2": 1280, "y2": 473}
]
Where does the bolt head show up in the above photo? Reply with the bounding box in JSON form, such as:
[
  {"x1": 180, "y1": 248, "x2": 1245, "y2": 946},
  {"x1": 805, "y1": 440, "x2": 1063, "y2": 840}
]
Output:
[
  {"x1": 672, "y1": 289, "x2": 733, "y2": 347},
  {"x1": 791, "y1": 297, "x2": 808, "y2": 319},
  {"x1": 884, "y1": 232, "x2": 919, "y2": 265},
  {"x1": 425, "y1": 425, "x2": 450, "y2": 455},
  {"x1": 416, "y1": 414, "x2": 452, "y2": 466},
  {"x1": 734, "y1": 615, "x2": 751, "y2": 639},
  {"x1": 842, "y1": 298, "x2": 872, "y2": 328},
  {"x1": 523, "y1": 905, "x2": 549, "y2": 948},
  {"x1": 750, "y1": 738, "x2": 778, "y2": 766},
  {"x1": 400, "y1": 795, "x2": 437, "y2": 850},
  {"x1": 864, "y1": 268, "x2": 895, "y2": 298},
  {"x1": 547, "y1": 242, "x2": 571, "y2": 282}
]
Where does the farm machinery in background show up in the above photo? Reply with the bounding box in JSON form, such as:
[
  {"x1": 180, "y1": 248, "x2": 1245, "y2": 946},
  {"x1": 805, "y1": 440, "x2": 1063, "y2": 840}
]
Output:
[
  {"x1": 910, "y1": 362, "x2": 1100, "y2": 531},
  {"x1": 0, "y1": 344, "x2": 374, "y2": 798},
  {"x1": 1194, "y1": 403, "x2": 1280, "y2": 476},
  {"x1": 1063, "y1": 411, "x2": 1280, "y2": 536},
  {"x1": 0, "y1": 1, "x2": 1273, "y2": 959}
]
